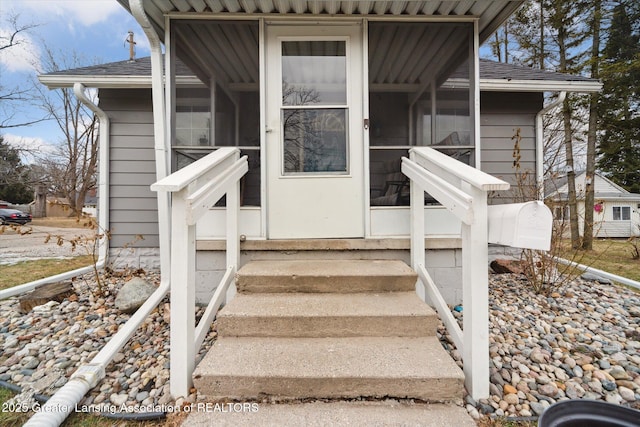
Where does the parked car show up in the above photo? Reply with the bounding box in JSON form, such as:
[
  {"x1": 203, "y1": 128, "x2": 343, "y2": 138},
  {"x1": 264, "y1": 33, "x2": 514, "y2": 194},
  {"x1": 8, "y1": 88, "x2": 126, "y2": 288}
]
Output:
[{"x1": 0, "y1": 208, "x2": 32, "y2": 225}]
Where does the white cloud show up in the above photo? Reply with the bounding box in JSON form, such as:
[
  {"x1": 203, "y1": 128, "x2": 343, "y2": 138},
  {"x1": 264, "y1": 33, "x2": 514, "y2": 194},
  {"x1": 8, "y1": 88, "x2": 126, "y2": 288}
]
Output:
[
  {"x1": 3, "y1": 133, "x2": 57, "y2": 163},
  {"x1": 10, "y1": 0, "x2": 123, "y2": 27},
  {"x1": 0, "y1": 26, "x2": 41, "y2": 72}
]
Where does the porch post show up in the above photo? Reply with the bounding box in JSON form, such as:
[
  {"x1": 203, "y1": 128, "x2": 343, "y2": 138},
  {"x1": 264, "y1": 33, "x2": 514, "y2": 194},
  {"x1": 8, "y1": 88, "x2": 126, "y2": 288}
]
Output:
[
  {"x1": 462, "y1": 182, "x2": 489, "y2": 400},
  {"x1": 170, "y1": 189, "x2": 195, "y2": 398},
  {"x1": 226, "y1": 152, "x2": 240, "y2": 302},
  {"x1": 409, "y1": 150, "x2": 426, "y2": 302}
]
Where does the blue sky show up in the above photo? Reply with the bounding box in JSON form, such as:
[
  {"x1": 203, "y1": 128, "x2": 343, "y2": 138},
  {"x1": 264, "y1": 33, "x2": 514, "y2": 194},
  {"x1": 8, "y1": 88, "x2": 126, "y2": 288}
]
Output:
[{"x1": 1, "y1": 0, "x2": 149, "y2": 155}]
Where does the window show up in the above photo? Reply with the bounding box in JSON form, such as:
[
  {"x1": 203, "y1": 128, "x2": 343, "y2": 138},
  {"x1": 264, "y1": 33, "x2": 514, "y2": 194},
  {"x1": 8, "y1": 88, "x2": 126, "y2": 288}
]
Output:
[
  {"x1": 171, "y1": 20, "x2": 261, "y2": 206},
  {"x1": 612, "y1": 206, "x2": 631, "y2": 221},
  {"x1": 554, "y1": 206, "x2": 569, "y2": 221},
  {"x1": 176, "y1": 104, "x2": 210, "y2": 146},
  {"x1": 367, "y1": 22, "x2": 474, "y2": 206}
]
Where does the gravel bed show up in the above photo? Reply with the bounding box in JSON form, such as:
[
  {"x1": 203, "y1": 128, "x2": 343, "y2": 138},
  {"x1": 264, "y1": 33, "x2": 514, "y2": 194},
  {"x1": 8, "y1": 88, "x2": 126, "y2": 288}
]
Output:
[
  {"x1": 438, "y1": 273, "x2": 640, "y2": 420},
  {"x1": 0, "y1": 272, "x2": 216, "y2": 415}
]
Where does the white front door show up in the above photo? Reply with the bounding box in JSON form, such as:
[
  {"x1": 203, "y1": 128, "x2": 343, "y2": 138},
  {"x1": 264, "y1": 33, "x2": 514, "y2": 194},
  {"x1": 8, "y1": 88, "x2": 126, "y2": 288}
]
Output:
[{"x1": 266, "y1": 24, "x2": 365, "y2": 239}]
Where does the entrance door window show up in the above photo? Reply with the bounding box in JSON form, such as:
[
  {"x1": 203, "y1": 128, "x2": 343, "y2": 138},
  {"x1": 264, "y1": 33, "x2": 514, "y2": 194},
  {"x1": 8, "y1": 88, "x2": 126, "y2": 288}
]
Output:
[{"x1": 281, "y1": 41, "x2": 348, "y2": 174}]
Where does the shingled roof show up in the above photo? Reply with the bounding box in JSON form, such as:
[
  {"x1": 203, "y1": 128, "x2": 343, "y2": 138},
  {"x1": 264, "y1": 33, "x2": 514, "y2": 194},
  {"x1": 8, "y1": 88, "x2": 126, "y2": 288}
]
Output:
[{"x1": 40, "y1": 56, "x2": 601, "y2": 92}]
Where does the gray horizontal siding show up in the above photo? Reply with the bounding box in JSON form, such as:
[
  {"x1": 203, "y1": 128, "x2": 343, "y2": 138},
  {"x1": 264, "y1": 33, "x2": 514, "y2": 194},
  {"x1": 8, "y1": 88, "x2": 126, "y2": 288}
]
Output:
[
  {"x1": 110, "y1": 147, "x2": 156, "y2": 161},
  {"x1": 102, "y1": 88, "x2": 158, "y2": 248},
  {"x1": 110, "y1": 210, "x2": 159, "y2": 223},
  {"x1": 480, "y1": 92, "x2": 542, "y2": 203},
  {"x1": 110, "y1": 173, "x2": 158, "y2": 186},
  {"x1": 110, "y1": 198, "x2": 158, "y2": 211},
  {"x1": 110, "y1": 161, "x2": 157, "y2": 174}
]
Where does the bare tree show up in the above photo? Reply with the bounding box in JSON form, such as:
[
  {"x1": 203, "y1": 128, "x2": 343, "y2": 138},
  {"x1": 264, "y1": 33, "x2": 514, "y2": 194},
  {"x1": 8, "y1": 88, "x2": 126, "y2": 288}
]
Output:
[
  {"x1": 0, "y1": 13, "x2": 44, "y2": 129},
  {"x1": 582, "y1": 0, "x2": 603, "y2": 250},
  {"x1": 31, "y1": 47, "x2": 99, "y2": 216}
]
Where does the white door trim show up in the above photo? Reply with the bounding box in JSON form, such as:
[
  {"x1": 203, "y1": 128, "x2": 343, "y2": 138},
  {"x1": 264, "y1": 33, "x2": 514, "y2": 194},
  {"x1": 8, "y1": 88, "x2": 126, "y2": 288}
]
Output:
[{"x1": 265, "y1": 23, "x2": 365, "y2": 239}]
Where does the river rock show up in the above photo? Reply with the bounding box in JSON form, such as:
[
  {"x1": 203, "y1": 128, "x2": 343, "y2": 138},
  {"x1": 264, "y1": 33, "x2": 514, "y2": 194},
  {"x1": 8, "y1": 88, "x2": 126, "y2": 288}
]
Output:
[{"x1": 114, "y1": 278, "x2": 157, "y2": 314}]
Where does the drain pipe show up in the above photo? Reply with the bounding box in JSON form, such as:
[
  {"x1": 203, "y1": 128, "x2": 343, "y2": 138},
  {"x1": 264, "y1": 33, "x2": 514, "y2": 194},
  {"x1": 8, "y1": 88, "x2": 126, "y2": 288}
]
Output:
[
  {"x1": 24, "y1": 2, "x2": 172, "y2": 425},
  {"x1": 23, "y1": 280, "x2": 171, "y2": 427},
  {"x1": 0, "y1": 85, "x2": 110, "y2": 300},
  {"x1": 555, "y1": 257, "x2": 640, "y2": 290},
  {"x1": 536, "y1": 91, "x2": 566, "y2": 201}
]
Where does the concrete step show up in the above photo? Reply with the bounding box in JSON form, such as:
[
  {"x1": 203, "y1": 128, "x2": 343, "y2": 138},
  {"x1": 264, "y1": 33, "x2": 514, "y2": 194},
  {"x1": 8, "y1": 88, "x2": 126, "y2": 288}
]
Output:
[
  {"x1": 193, "y1": 336, "x2": 464, "y2": 402},
  {"x1": 217, "y1": 292, "x2": 438, "y2": 338},
  {"x1": 182, "y1": 401, "x2": 475, "y2": 427},
  {"x1": 236, "y1": 259, "x2": 417, "y2": 293}
]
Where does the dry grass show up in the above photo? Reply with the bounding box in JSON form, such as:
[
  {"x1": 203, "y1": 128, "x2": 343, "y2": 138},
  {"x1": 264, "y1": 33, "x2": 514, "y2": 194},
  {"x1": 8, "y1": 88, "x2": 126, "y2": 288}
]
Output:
[
  {"x1": 476, "y1": 417, "x2": 537, "y2": 427},
  {"x1": 0, "y1": 257, "x2": 93, "y2": 290},
  {"x1": 31, "y1": 217, "x2": 96, "y2": 229},
  {"x1": 559, "y1": 239, "x2": 640, "y2": 283},
  {"x1": 0, "y1": 386, "x2": 174, "y2": 426}
]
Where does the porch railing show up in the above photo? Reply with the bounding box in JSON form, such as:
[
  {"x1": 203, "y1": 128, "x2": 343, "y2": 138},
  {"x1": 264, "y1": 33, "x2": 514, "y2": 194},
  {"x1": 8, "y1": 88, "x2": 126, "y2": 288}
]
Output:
[
  {"x1": 151, "y1": 147, "x2": 248, "y2": 398},
  {"x1": 401, "y1": 147, "x2": 510, "y2": 400}
]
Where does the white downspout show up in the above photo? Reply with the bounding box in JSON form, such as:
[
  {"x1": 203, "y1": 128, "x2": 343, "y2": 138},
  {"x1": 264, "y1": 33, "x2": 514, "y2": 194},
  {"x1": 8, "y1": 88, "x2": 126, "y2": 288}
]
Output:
[
  {"x1": 536, "y1": 91, "x2": 566, "y2": 200},
  {"x1": 0, "y1": 85, "x2": 110, "y2": 300},
  {"x1": 74, "y1": 83, "x2": 109, "y2": 264},
  {"x1": 24, "y1": 2, "x2": 173, "y2": 424}
]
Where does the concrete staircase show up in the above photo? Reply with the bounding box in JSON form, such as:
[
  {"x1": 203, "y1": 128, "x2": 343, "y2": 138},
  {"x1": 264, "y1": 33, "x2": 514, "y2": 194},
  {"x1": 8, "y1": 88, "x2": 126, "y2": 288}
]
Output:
[{"x1": 192, "y1": 259, "x2": 466, "y2": 405}]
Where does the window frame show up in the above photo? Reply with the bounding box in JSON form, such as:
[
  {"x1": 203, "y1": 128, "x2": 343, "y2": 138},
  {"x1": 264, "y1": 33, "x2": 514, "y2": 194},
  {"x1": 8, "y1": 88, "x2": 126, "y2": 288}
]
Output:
[{"x1": 612, "y1": 206, "x2": 631, "y2": 221}]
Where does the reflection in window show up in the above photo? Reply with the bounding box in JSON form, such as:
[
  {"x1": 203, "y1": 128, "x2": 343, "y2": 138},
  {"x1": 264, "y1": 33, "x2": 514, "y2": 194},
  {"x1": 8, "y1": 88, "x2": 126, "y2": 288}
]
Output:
[
  {"x1": 281, "y1": 40, "x2": 349, "y2": 174},
  {"x1": 435, "y1": 89, "x2": 471, "y2": 146},
  {"x1": 282, "y1": 41, "x2": 346, "y2": 105},
  {"x1": 283, "y1": 109, "x2": 347, "y2": 173}
]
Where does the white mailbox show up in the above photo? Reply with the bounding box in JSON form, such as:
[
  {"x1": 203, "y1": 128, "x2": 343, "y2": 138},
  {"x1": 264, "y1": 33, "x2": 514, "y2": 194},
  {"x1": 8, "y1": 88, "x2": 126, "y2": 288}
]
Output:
[{"x1": 487, "y1": 201, "x2": 553, "y2": 251}]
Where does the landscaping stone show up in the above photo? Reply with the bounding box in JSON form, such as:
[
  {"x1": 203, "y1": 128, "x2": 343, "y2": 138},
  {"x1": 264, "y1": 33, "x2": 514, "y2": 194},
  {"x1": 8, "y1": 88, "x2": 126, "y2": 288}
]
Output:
[
  {"x1": 18, "y1": 282, "x2": 75, "y2": 313},
  {"x1": 114, "y1": 277, "x2": 157, "y2": 314},
  {"x1": 437, "y1": 273, "x2": 640, "y2": 421},
  {"x1": 489, "y1": 259, "x2": 526, "y2": 275}
]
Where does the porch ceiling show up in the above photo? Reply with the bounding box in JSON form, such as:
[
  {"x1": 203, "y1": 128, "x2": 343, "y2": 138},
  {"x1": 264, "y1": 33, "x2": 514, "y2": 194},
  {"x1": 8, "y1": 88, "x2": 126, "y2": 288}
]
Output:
[
  {"x1": 116, "y1": 1, "x2": 524, "y2": 48},
  {"x1": 172, "y1": 20, "x2": 474, "y2": 92},
  {"x1": 116, "y1": 1, "x2": 524, "y2": 93}
]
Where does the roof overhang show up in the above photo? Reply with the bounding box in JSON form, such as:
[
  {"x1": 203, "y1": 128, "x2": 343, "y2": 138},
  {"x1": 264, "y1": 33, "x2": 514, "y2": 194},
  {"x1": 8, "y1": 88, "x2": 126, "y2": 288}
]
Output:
[
  {"x1": 549, "y1": 194, "x2": 640, "y2": 202},
  {"x1": 477, "y1": 79, "x2": 602, "y2": 93},
  {"x1": 39, "y1": 75, "x2": 603, "y2": 93},
  {"x1": 38, "y1": 75, "x2": 202, "y2": 89}
]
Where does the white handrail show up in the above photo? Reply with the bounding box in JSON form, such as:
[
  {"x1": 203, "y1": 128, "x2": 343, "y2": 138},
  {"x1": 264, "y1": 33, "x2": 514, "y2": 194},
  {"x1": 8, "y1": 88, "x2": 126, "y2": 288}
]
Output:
[
  {"x1": 404, "y1": 146, "x2": 509, "y2": 401},
  {"x1": 411, "y1": 147, "x2": 510, "y2": 192},
  {"x1": 152, "y1": 147, "x2": 247, "y2": 398}
]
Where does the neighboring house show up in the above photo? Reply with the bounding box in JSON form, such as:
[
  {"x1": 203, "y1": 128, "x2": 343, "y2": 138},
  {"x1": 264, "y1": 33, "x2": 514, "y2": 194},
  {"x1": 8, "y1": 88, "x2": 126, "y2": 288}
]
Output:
[
  {"x1": 82, "y1": 189, "x2": 98, "y2": 218},
  {"x1": 45, "y1": 197, "x2": 73, "y2": 218},
  {"x1": 37, "y1": 0, "x2": 602, "y2": 405},
  {"x1": 547, "y1": 172, "x2": 640, "y2": 238}
]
